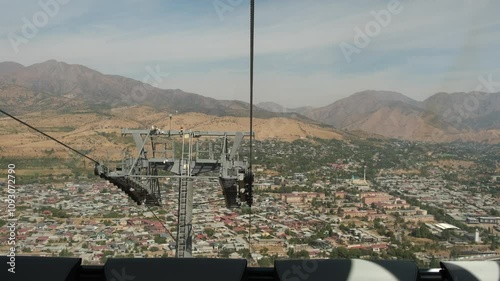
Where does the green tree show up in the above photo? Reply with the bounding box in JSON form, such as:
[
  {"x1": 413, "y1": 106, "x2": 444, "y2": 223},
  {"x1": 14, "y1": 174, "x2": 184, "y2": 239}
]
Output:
[
  {"x1": 257, "y1": 257, "x2": 273, "y2": 267},
  {"x1": 219, "y1": 248, "x2": 233, "y2": 258},
  {"x1": 154, "y1": 235, "x2": 167, "y2": 244},
  {"x1": 489, "y1": 209, "x2": 500, "y2": 216},
  {"x1": 339, "y1": 224, "x2": 349, "y2": 232},
  {"x1": 102, "y1": 251, "x2": 114, "y2": 260},
  {"x1": 441, "y1": 230, "x2": 453, "y2": 241},
  {"x1": 337, "y1": 247, "x2": 349, "y2": 258},
  {"x1": 260, "y1": 247, "x2": 269, "y2": 255},
  {"x1": 238, "y1": 249, "x2": 252, "y2": 259},
  {"x1": 429, "y1": 256, "x2": 440, "y2": 268},
  {"x1": 59, "y1": 249, "x2": 74, "y2": 257},
  {"x1": 449, "y1": 247, "x2": 460, "y2": 259},
  {"x1": 490, "y1": 236, "x2": 498, "y2": 250},
  {"x1": 294, "y1": 250, "x2": 309, "y2": 259},
  {"x1": 204, "y1": 228, "x2": 215, "y2": 237}
]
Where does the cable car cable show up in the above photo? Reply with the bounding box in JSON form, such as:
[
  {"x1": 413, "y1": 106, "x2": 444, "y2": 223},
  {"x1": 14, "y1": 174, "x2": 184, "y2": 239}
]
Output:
[
  {"x1": 0, "y1": 108, "x2": 174, "y2": 240},
  {"x1": 0, "y1": 108, "x2": 100, "y2": 164},
  {"x1": 145, "y1": 204, "x2": 176, "y2": 242},
  {"x1": 248, "y1": 0, "x2": 255, "y2": 254}
]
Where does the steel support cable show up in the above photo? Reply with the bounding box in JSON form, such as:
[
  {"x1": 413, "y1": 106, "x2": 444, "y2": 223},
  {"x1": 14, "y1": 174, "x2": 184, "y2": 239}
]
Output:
[
  {"x1": 192, "y1": 198, "x2": 225, "y2": 206},
  {"x1": 248, "y1": 0, "x2": 255, "y2": 254},
  {"x1": 249, "y1": 0, "x2": 254, "y2": 172},
  {"x1": 0, "y1": 108, "x2": 174, "y2": 242},
  {"x1": 0, "y1": 108, "x2": 100, "y2": 164},
  {"x1": 145, "y1": 204, "x2": 176, "y2": 242}
]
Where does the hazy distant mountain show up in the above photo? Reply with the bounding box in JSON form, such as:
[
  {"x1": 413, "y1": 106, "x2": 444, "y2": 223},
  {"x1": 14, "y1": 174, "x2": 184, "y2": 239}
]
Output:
[
  {"x1": 0, "y1": 61, "x2": 24, "y2": 76},
  {"x1": 305, "y1": 90, "x2": 422, "y2": 127},
  {"x1": 1, "y1": 60, "x2": 499, "y2": 143},
  {"x1": 0, "y1": 60, "x2": 232, "y2": 115},
  {"x1": 422, "y1": 91, "x2": 500, "y2": 130},
  {"x1": 0, "y1": 82, "x2": 87, "y2": 115},
  {"x1": 256, "y1": 102, "x2": 288, "y2": 113},
  {"x1": 259, "y1": 90, "x2": 500, "y2": 142},
  {"x1": 0, "y1": 60, "x2": 315, "y2": 122},
  {"x1": 256, "y1": 102, "x2": 315, "y2": 116}
]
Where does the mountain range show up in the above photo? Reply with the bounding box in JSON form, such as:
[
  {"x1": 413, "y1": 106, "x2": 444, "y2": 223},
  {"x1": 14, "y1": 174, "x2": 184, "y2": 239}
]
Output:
[
  {"x1": 0, "y1": 60, "x2": 316, "y2": 122},
  {"x1": 258, "y1": 90, "x2": 500, "y2": 143},
  {"x1": 1, "y1": 60, "x2": 499, "y2": 143}
]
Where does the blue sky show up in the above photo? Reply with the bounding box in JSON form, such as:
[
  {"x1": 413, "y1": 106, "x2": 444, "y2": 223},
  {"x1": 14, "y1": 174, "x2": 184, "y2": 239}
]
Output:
[{"x1": 1, "y1": 0, "x2": 500, "y2": 107}]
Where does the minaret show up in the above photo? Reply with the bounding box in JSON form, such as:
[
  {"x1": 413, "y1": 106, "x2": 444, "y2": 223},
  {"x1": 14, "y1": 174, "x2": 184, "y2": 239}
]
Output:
[
  {"x1": 474, "y1": 228, "x2": 480, "y2": 243},
  {"x1": 363, "y1": 165, "x2": 367, "y2": 182}
]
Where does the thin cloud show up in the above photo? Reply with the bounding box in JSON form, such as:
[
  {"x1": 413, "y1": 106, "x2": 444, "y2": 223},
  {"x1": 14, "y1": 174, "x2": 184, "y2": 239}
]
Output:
[{"x1": 0, "y1": 0, "x2": 499, "y2": 107}]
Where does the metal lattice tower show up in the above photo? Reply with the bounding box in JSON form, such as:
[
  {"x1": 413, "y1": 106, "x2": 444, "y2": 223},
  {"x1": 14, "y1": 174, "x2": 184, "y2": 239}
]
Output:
[
  {"x1": 176, "y1": 132, "x2": 193, "y2": 257},
  {"x1": 95, "y1": 128, "x2": 253, "y2": 258}
]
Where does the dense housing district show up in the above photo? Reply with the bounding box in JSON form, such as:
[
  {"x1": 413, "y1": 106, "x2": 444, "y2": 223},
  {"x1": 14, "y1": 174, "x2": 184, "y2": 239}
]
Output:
[{"x1": 1, "y1": 138, "x2": 499, "y2": 266}]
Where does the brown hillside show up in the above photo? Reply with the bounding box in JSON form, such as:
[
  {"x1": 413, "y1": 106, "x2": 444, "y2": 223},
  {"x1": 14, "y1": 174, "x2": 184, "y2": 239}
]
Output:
[{"x1": 0, "y1": 106, "x2": 343, "y2": 161}]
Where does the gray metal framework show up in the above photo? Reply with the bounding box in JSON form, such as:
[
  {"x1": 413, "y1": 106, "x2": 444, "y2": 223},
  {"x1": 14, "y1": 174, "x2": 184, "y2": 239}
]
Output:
[{"x1": 95, "y1": 127, "x2": 253, "y2": 257}]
